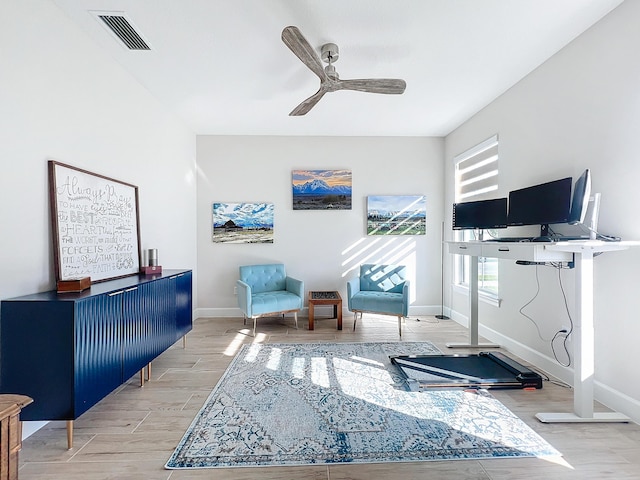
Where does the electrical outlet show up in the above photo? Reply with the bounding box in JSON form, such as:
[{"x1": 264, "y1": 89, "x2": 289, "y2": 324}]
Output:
[{"x1": 233, "y1": 286, "x2": 237, "y2": 295}]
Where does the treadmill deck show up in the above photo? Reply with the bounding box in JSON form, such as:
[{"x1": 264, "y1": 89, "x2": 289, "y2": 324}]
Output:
[{"x1": 390, "y1": 351, "x2": 543, "y2": 391}]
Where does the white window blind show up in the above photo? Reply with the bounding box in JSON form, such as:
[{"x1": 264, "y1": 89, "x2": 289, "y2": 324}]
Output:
[
  {"x1": 453, "y1": 135, "x2": 500, "y2": 298},
  {"x1": 455, "y1": 135, "x2": 499, "y2": 202}
]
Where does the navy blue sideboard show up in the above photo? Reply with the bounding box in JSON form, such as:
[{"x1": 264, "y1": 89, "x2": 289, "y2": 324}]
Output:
[{"x1": 0, "y1": 269, "x2": 192, "y2": 448}]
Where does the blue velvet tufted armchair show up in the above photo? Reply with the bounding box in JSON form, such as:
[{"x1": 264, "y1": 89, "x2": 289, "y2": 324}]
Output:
[
  {"x1": 346, "y1": 264, "x2": 409, "y2": 337},
  {"x1": 237, "y1": 263, "x2": 304, "y2": 336}
]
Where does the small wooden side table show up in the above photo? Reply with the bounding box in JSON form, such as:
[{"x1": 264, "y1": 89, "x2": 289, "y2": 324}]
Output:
[
  {"x1": 308, "y1": 291, "x2": 342, "y2": 331},
  {"x1": 0, "y1": 394, "x2": 33, "y2": 480}
]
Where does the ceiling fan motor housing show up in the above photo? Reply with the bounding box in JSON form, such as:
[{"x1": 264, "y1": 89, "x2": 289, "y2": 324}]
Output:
[
  {"x1": 321, "y1": 43, "x2": 340, "y2": 79},
  {"x1": 324, "y1": 64, "x2": 339, "y2": 80},
  {"x1": 321, "y1": 43, "x2": 339, "y2": 64}
]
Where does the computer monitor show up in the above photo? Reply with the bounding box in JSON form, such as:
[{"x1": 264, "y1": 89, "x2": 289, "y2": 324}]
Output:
[
  {"x1": 507, "y1": 177, "x2": 572, "y2": 237},
  {"x1": 568, "y1": 169, "x2": 591, "y2": 225},
  {"x1": 453, "y1": 198, "x2": 508, "y2": 230}
]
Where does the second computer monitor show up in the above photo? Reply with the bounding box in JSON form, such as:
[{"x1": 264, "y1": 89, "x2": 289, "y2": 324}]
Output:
[{"x1": 507, "y1": 177, "x2": 572, "y2": 236}]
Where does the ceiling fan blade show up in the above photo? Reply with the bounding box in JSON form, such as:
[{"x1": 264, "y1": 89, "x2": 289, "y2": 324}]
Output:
[
  {"x1": 289, "y1": 88, "x2": 327, "y2": 116},
  {"x1": 336, "y1": 78, "x2": 406, "y2": 94},
  {"x1": 281, "y1": 26, "x2": 327, "y2": 81}
]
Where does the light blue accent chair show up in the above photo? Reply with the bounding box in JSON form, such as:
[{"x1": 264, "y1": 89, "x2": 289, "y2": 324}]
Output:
[
  {"x1": 346, "y1": 264, "x2": 409, "y2": 338},
  {"x1": 237, "y1": 264, "x2": 304, "y2": 336}
]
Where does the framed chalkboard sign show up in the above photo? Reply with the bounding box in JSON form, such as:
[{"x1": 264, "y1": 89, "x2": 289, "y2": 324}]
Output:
[{"x1": 48, "y1": 161, "x2": 142, "y2": 283}]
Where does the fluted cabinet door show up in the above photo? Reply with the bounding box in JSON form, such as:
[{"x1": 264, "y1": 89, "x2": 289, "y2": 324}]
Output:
[
  {"x1": 121, "y1": 284, "x2": 148, "y2": 382},
  {"x1": 149, "y1": 275, "x2": 176, "y2": 356},
  {"x1": 74, "y1": 293, "x2": 122, "y2": 417},
  {"x1": 175, "y1": 271, "x2": 193, "y2": 339}
]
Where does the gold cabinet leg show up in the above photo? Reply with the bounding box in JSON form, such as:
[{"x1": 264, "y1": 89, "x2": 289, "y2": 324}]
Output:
[
  {"x1": 182, "y1": 334, "x2": 187, "y2": 348},
  {"x1": 140, "y1": 368, "x2": 145, "y2": 387},
  {"x1": 147, "y1": 362, "x2": 151, "y2": 381},
  {"x1": 67, "y1": 420, "x2": 73, "y2": 450}
]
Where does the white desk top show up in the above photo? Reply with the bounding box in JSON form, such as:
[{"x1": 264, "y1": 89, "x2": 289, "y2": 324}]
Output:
[
  {"x1": 449, "y1": 239, "x2": 639, "y2": 252},
  {"x1": 545, "y1": 240, "x2": 640, "y2": 253}
]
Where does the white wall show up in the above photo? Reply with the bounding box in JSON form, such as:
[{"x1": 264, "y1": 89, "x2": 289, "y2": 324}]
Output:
[
  {"x1": 0, "y1": 0, "x2": 197, "y2": 304},
  {"x1": 196, "y1": 136, "x2": 444, "y2": 318},
  {"x1": 444, "y1": 0, "x2": 640, "y2": 421}
]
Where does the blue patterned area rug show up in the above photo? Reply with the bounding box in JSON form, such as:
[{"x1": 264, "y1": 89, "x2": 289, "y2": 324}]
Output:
[{"x1": 165, "y1": 342, "x2": 560, "y2": 469}]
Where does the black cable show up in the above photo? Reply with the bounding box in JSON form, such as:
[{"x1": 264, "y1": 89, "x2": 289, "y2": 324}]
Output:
[
  {"x1": 517, "y1": 261, "x2": 575, "y2": 367},
  {"x1": 525, "y1": 364, "x2": 571, "y2": 388},
  {"x1": 420, "y1": 317, "x2": 440, "y2": 324},
  {"x1": 518, "y1": 265, "x2": 549, "y2": 342},
  {"x1": 525, "y1": 364, "x2": 551, "y2": 382},
  {"x1": 550, "y1": 266, "x2": 573, "y2": 367}
]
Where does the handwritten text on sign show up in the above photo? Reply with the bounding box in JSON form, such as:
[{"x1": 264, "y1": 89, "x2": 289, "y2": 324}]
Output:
[{"x1": 51, "y1": 162, "x2": 140, "y2": 282}]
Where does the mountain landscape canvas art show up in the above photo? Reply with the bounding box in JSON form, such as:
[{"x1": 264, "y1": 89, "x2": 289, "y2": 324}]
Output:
[
  {"x1": 292, "y1": 169, "x2": 352, "y2": 210},
  {"x1": 212, "y1": 203, "x2": 274, "y2": 243},
  {"x1": 367, "y1": 195, "x2": 427, "y2": 235}
]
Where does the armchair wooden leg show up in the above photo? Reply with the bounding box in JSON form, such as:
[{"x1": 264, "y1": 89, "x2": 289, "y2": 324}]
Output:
[
  {"x1": 253, "y1": 317, "x2": 257, "y2": 337},
  {"x1": 293, "y1": 312, "x2": 298, "y2": 330},
  {"x1": 398, "y1": 316, "x2": 403, "y2": 338},
  {"x1": 353, "y1": 311, "x2": 358, "y2": 331}
]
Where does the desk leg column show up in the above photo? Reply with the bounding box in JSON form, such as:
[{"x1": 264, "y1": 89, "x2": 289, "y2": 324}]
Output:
[
  {"x1": 536, "y1": 250, "x2": 629, "y2": 423},
  {"x1": 574, "y1": 251, "x2": 594, "y2": 418},
  {"x1": 447, "y1": 255, "x2": 498, "y2": 349},
  {"x1": 469, "y1": 255, "x2": 479, "y2": 346}
]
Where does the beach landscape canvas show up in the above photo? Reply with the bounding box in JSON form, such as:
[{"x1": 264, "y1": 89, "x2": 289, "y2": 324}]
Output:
[
  {"x1": 367, "y1": 195, "x2": 427, "y2": 235},
  {"x1": 292, "y1": 169, "x2": 352, "y2": 210},
  {"x1": 212, "y1": 203, "x2": 274, "y2": 243}
]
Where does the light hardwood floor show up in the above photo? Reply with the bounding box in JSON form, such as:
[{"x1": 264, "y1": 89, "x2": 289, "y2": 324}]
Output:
[{"x1": 17, "y1": 313, "x2": 640, "y2": 480}]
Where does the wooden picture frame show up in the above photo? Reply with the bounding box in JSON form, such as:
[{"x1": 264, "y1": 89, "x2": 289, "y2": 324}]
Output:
[{"x1": 48, "y1": 161, "x2": 142, "y2": 283}]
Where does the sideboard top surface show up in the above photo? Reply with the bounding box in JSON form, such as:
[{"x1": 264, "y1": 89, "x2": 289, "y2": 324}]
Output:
[{"x1": 2, "y1": 269, "x2": 192, "y2": 302}]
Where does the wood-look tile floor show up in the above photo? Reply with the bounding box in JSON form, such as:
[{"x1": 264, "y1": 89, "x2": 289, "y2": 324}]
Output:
[{"x1": 18, "y1": 314, "x2": 640, "y2": 479}]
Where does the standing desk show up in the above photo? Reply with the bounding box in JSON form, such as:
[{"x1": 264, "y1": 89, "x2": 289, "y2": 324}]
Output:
[{"x1": 447, "y1": 240, "x2": 637, "y2": 423}]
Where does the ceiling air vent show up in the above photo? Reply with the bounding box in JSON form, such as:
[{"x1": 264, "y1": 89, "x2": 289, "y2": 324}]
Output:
[{"x1": 95, "y1": 12, "x2": 151, "y2": 50}]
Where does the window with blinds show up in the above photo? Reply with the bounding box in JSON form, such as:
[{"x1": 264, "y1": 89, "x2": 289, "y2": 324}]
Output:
[
  {"x1": 455, "y1": 135, "x2": 499, "y2": 202},
  {"x1": 454, "y1": 135, "x2": 500, "y2": 297}
]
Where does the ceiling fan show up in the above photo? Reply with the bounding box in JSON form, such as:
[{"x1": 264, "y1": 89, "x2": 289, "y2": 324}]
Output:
[{"x1": 281, "y1": 26, "x2": 406, "y2": 116}]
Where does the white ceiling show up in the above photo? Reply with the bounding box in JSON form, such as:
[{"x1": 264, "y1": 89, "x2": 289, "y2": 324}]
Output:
[{"x1": 51, "y1": 0, "x2": 623, "y2": 136}]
